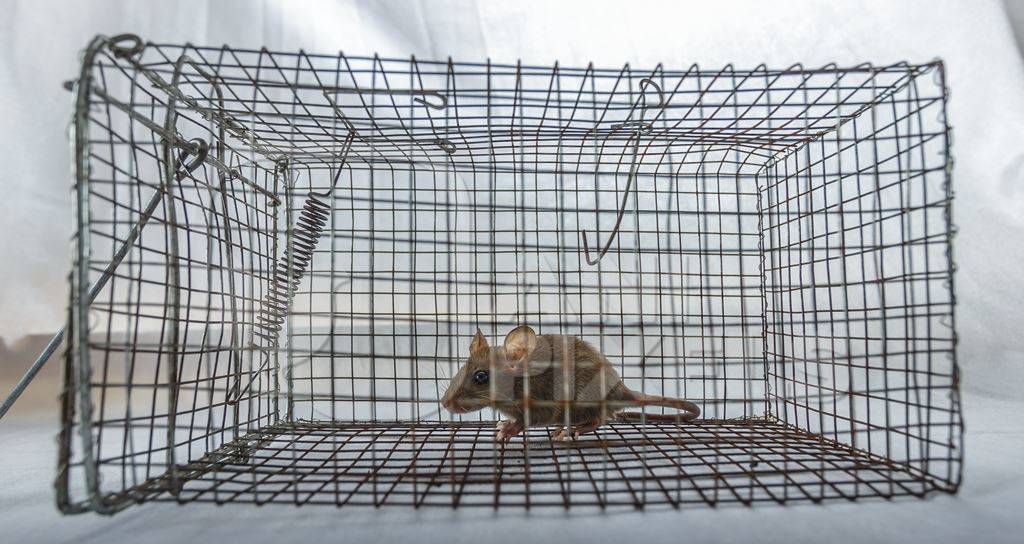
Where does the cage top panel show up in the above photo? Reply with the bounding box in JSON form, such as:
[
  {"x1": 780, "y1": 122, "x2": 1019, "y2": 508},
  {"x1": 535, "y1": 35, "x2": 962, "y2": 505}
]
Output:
[{"x1": 97, "y1": 38, "x2": 944, "y2": 177}]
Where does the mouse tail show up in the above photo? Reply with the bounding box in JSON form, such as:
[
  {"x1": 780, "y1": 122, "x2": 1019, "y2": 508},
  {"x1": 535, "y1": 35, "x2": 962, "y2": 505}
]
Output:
[{"x1": 618, "y1": 389, "x2": 700, "y2": 422}]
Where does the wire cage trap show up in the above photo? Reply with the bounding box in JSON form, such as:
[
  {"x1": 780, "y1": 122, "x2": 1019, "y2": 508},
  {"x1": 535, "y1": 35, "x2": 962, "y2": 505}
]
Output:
[{"x1": 52, "y1": 33, "x2": 962, "y2": 513}]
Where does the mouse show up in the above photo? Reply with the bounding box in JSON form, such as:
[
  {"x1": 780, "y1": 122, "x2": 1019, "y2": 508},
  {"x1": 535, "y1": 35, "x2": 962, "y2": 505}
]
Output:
[{"x1": 440, "y1": 325, "x2": 701, "y2": 442}]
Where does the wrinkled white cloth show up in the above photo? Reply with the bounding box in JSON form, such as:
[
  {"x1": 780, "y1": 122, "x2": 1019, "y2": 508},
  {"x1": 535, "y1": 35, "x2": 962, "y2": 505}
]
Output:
[
  {"x1": 3, "y1": 0, "x2": 1021, "y2": 398},
  {"x1": 0, "y1": 1, "x2": 1023, "y2": 541}
]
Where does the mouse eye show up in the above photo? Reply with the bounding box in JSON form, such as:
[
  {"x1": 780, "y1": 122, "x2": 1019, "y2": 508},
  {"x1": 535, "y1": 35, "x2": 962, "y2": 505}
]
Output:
[{"x1": 472, "y1": 370, "x2": 489, "y2": 385}]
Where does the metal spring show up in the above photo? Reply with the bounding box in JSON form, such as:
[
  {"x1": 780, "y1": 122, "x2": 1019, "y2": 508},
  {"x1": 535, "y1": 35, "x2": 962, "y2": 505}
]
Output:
[
  {"x1": 250, "y1": 134, "x2": 354, "y2": 351},
  {"x1": 254, "y1": 193, "x2": 331, "y2": 348}
]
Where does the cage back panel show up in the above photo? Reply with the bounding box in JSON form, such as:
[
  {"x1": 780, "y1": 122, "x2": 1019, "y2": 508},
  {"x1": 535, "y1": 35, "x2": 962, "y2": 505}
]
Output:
[{"x1": 59, "y1": 36, "x2": 960, "y2": 512}]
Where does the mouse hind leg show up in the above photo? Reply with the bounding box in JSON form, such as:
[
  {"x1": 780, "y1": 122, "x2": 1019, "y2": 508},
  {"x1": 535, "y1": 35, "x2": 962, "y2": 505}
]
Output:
[
  {"x1": 551, "y1": 415, "x2": 605, "y2": 442},
  {"x1": 495, "y1": 419, "x2": 524, "y2": 443}
]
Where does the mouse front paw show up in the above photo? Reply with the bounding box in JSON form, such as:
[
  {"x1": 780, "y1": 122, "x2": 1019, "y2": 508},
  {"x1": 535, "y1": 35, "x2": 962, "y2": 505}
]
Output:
[
  {"x1": 495, "y1": 420, "x2": 524, "y2": 443},
  {"x1": 550, "y1": 426, "x2": 578, "y2": 442}
]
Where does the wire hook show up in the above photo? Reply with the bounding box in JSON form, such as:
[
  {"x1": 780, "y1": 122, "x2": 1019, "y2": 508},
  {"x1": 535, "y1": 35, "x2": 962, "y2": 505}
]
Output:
[
  {"x1": 173, "y1": 138, "x2": 209, "y2": 180},
  {"x1": 413, "y1": 92, "x2": 448, "y2": 110},
  {"x1": 639, "y1": 77, "x2": 665, "y2": 110},
  {"x1": 581, "y1": 78, "x2": 666, "y2": 266},
  {"x1": 323, "y1": 87, "x2": 448, "y2": 110},
  {"x1": 106, "y1": 33, "x2": 145, "y2": 59},
  {"x1": 435, "y1": 137, "x2": 457, "y2": 155}
]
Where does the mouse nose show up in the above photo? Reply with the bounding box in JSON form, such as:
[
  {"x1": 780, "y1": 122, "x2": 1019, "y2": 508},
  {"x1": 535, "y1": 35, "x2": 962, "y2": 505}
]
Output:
[
  {"x1": 442, "y1": 398, "x2": 465, "y2": 413},
  {"x1": 441, "y1": 387, "x2": 457, "y2": 410}
]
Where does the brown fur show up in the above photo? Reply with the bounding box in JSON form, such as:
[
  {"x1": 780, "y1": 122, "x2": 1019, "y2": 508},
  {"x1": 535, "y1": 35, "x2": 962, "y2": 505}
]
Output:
[{"x1": 441, "y1": 326, "x2": 700, "y2": 442}]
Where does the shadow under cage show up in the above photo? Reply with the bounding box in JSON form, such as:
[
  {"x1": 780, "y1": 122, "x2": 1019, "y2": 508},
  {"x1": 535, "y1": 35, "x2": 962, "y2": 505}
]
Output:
[{"x1": 55, "y1": 34, "x2": 961, "y2": 513}]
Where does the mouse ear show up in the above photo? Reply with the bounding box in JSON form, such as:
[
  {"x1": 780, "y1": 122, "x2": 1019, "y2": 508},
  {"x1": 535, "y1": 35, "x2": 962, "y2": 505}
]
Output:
[
  {"x1": 503, "y1": 325, "x2": 537, "y2": 362},
  {"x1": 470, "y1": 328, "x2": 489, "y2": 358}
]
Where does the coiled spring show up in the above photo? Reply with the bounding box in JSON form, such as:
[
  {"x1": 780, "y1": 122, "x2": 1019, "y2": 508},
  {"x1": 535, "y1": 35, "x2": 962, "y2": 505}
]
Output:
[
  {"x1": 229, "y1": 138, "x2": 355, "y2": 405},
  {"x1": 253, "y1": 192, "x2": 332, "y2": 348}
]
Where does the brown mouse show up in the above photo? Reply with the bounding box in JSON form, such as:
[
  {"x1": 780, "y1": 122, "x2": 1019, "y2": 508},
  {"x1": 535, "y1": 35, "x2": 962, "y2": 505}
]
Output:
[{"x1": 440, "y1": 325, "x2": 700, "y2": 442}]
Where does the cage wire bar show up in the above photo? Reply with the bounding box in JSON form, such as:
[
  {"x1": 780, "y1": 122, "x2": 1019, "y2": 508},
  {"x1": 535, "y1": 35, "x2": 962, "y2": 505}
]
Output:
[{"x1": 51, "y1": 34, "x2": 961, "y2": 513}]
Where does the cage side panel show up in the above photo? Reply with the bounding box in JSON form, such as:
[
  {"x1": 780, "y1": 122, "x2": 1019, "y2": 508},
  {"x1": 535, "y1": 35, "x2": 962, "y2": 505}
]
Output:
[
  {"x1": 271, "y1": 57, "x2": 934, "y2": 426},
  {"x1": 285, "y1": 167, "x2": 764, "y2": 422},
  {"x1": 280, "y1": 58, "x2": 772, "y2": 422},
  {"x1": 60, "y1": 43, "x2": 280, "y2": 510},
  {"x1": 762, "y1": 65, "x2": 960, "y2": 488},
  {"x1": 284, "y1": 164, "x2": 765, "y2": 422}
]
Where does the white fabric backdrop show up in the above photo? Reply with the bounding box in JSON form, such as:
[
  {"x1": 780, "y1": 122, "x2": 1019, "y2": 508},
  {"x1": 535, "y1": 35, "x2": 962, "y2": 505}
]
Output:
[
  {"x1": 1, "y1": 1, "x2": 1023, "y2": 541},
  {"x1": 2, "y1": 0, "x2": 1021, "y2": 397}
]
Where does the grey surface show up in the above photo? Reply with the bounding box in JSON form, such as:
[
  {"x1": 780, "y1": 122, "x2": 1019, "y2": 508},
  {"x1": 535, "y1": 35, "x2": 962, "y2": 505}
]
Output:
[
  {"x1": 1004, "y1": 0, "x2": 1024, "y2": 57},
  {"x1": 1, "y1": 391, "x2": 1021, "y2": 543}
]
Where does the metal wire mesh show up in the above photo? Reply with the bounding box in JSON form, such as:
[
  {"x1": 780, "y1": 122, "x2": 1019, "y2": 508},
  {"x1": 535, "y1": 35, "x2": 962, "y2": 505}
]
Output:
[{"x1": 57, "y1": 34, "x2": 960, "y2": 513}]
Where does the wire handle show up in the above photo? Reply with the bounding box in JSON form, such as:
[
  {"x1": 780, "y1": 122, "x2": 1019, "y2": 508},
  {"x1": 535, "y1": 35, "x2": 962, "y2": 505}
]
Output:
[
  {"x1": 581, "y1": 78, "x2": 665, "y2": 265},
  {"x1": 323, "y1": 87, "x2": 448, "y2": 110}
]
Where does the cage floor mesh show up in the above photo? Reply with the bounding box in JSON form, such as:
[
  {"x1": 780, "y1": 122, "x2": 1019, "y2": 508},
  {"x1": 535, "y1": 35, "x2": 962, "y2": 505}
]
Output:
[{"x1": 140, "y1": 421, "x2": 941, "y2": 508}]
